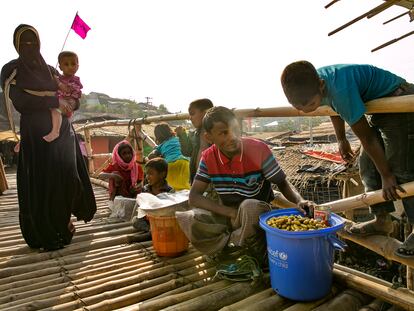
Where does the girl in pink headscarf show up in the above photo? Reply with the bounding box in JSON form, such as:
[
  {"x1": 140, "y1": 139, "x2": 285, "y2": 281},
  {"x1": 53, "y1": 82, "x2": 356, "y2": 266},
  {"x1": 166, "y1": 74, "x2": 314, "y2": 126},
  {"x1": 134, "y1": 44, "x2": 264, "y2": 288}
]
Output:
[{"x1": 99, "y1": 140, "x2": 143, "y2": 202}]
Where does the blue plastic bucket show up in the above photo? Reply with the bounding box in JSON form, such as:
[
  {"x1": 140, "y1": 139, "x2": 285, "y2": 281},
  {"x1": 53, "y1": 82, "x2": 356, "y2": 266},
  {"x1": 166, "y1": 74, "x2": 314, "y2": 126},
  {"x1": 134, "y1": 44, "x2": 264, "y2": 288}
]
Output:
[{"x1": 259, "y1": 208, "x2": 346, "y2": 301}]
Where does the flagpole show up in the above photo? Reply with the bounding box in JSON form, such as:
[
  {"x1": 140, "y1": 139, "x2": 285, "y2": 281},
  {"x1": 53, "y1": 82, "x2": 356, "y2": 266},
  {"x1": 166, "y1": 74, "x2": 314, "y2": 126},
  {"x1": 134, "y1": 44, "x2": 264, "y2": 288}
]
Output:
[{"x1": 56, "y1": 11, "x2": 78, "y2": 68}]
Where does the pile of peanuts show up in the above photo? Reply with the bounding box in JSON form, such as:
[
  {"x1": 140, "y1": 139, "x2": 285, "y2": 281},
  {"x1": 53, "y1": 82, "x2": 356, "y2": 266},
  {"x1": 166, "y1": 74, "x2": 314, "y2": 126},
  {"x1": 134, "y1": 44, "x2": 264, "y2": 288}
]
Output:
[{"x1": 266, "y1": 215, "x2": 329, "y2": 231}]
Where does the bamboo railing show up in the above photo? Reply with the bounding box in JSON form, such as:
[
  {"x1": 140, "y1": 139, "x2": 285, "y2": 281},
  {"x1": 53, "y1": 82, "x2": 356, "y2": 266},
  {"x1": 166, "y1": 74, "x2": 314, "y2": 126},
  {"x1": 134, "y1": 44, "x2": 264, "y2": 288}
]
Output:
[{"x1": 78, "y1": 95, "x2": 414, "y2": 284}]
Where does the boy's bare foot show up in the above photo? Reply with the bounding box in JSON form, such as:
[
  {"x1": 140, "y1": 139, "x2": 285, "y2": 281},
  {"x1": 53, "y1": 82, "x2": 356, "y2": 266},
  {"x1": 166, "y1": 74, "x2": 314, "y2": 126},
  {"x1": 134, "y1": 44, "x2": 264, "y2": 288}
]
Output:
[{"x1": 43, "y1": 132, "x2": 59, "y2": 142}]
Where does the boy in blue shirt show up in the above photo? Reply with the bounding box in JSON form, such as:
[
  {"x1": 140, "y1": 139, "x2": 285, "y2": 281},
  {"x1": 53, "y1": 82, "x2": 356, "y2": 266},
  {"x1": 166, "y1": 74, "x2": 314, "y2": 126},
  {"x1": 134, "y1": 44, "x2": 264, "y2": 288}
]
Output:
[{"x1": 281, "y1": 61, "x2": 414, "y2": 258}]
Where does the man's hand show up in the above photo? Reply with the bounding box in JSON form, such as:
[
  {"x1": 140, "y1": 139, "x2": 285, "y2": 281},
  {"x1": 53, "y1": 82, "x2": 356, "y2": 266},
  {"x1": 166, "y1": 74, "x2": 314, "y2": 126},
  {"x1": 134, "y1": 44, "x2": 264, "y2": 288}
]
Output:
[
  {"x1": 338, "y1": 139, "x2": 354, "y2": 163},
  {"x1": 381, "y1": 173, "x2": 406, "y2": 201},
  {"x1": 297, "y1": 200, "x2": 316, "y2": 217}
]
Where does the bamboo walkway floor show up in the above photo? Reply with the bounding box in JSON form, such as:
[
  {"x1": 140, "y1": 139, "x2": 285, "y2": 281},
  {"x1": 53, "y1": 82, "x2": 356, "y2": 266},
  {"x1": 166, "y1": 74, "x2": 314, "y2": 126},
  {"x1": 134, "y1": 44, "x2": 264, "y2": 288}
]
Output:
[{"x1": 0, "y1": 172, "x2": 410, "y2": 311}]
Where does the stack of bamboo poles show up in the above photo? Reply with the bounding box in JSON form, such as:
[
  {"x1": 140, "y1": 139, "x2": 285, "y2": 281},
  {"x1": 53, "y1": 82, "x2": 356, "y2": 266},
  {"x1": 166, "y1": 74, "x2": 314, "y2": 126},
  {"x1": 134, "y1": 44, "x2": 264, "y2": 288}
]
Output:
[{"x1": 2, "y1": 173, "x2": 414, "y2": 310}]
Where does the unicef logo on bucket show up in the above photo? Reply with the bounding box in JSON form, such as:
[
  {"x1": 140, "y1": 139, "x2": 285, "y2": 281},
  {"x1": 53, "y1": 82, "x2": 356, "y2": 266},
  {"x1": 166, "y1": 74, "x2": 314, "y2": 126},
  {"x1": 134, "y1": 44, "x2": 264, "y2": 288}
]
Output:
[{"x1": 268, "y1": 246, "x2": 288, "y2": 269}]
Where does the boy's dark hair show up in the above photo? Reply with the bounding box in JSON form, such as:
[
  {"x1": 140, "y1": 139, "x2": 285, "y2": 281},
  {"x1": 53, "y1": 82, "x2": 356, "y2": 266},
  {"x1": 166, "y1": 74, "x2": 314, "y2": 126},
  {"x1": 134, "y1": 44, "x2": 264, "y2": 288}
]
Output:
[
  {"x1": 154, "y1": 123, "x2": 174, "y2": 144},
  {"x1": 145, "y1": 157, "x2": 168, "y2": 174},
  {"x1": 280, "y1": 60, "x2": 321, "y2": 106},
  {"x1": 189, "y1": 98, "x2": 213, "y2": 112},
  {"x1": 203, "y1": 106, "x2": 236, "y2": 133},
  {"x1": 58, "y1": 51, "x2": 78, "y2": 64}
]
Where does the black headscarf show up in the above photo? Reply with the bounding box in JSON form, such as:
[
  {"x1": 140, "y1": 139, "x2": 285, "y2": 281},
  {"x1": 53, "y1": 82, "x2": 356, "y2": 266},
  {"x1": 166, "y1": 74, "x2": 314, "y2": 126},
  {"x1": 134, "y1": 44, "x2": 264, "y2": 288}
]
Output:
[{"x1": 13, "y1": 24, "x2": 57, "y2": 91}]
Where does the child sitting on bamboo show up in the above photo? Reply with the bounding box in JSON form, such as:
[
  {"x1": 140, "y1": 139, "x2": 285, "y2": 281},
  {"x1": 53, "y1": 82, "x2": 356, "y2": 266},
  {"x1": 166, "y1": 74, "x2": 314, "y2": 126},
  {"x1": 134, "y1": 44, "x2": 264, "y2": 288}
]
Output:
[
  {"x1": 99, "y1": 140, "x2": 143, "y2": 208},
  {"x1": 132, "y1": 157, "x2": 174, "y2": 231},
  {"x1": 147, "y1": 123, "x2": 190, "y2": 191}
]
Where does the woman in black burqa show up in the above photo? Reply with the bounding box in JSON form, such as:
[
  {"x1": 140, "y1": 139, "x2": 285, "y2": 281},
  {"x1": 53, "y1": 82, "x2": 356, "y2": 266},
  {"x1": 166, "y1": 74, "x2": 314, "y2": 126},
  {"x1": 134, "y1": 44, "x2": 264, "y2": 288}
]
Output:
[{"x1": 0, "y1": 24, "x2": 97, "y2": 250}]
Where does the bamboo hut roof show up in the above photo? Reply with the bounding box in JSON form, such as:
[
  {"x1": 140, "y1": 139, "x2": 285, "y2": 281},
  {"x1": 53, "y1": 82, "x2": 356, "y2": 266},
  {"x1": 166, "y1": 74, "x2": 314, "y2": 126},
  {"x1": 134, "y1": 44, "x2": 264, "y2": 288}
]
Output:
[
  {"x1": 0, "y1": 172, "x2": 413, "y2": 310},
  {"x1": 273, "y1": 144, "x2": 360, "y2": 185},
  {"x1": 74, "y1": 124, "x2": 156, "y2": 140},
  {"x1": 287, "y1": 122, "x2": 354, "y2": 142}
]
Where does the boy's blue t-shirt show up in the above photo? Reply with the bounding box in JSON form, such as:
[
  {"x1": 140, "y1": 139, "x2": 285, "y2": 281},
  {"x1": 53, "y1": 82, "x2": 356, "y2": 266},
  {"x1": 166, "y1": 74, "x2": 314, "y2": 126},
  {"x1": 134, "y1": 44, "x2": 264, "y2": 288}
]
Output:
[
  {"x1": 155, "y1": 136, "x2": 188, "y2": 163},
  {"x1": 317, "y1": 64, "x2": 405, "y2": 126}
]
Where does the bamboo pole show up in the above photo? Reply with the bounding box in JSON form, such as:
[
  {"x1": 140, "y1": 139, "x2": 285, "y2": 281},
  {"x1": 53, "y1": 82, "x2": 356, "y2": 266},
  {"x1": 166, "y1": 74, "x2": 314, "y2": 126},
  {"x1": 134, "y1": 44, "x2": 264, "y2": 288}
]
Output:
[
  {"x1": 383, "y1": 10, "x2": 410, "y2": 25},
  {"x1": 3, "y1": 267, "x2": 216, "y2": 311},
  {"x1": 84, "y1": 128, "x2": 95, "y2": 173},
  {"x1": 0, "y1": 234, "x2": 151, "y2": 269},
  {"x1": 1, "y1": 249, "x2": 203, "y2": 304},
  {"x1": 1, "y1": 254, "x2": 209, "y2": 310},
  {"x1": 140, "y1": 129, "x2": 157, "y2": 148},
  {"x1": 91, "y1": 153, "x2": 112, "y2": 159},
  {"x1": 91, "y1": 156, "x2": 112, "y2": 178},
  {"x1": 333, "y1": 268, "x2": 414, "y2": 310},
  {"x1": 333, "y1": 264, "x2": 390, "y2": 287},
  {"x1": 277, "y1": 286, "x2": 340, "y2": 311},
  {"x1": 90, "y1": 177, "x2": 109, "y2": 189},
  {"x1": 133, "y1": 124, "x2": 144, "y2": 164},
  {"x1": 366, "y1": 0, "x2": 399, "y2": 19},
  {"x1": 319, "y1": 181, "x2": 414, "y2": 213},
  {"x1": 162, "y1": 282, "x2": 267, "y2": 311},
  {"x1": 405, "y1": 223, "x2": 414, "y2": 290},
  {"x1": 237, "y1": 295, "x2": 291, "y2": 311},
  {"x1": 76, "y1": 95, "x2": 414, "y2": 131},
  {"x1": 124, "y1": 280, "x2": 230, "y2": 311},
  {"x1": 311, "y1": 289, "x2": 372, "y2": 311},
  {"x1": 372, "y1": 30, "x2": 414, "y2": 52},
  {"x1": 219, "y1": 288, "x2": 275, "y2": 311},
  {"x1": 0, "y1": 245, "x2": 154, "y2": 293},
  {"x1": 338, "y1": 229, "x2": 414, "y2": 268},
  {"x1": 324, "y1": 0, "x2": 340, "y2": 9},
  {"x1": 328, "y1": 0, "x2": 399, "y2": 36}
]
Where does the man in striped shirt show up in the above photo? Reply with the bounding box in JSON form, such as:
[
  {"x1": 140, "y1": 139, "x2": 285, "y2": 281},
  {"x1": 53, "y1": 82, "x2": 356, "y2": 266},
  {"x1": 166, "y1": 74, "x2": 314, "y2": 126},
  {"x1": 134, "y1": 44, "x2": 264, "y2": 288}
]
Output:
[{"x1": 176, "y1": 106, "x2": 313, "y2": 256}]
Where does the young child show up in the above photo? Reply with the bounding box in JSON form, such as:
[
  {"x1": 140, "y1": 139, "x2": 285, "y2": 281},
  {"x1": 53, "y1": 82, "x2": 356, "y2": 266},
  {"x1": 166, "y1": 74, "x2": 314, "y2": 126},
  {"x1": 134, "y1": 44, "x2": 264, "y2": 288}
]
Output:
[
  {"x1": 176, "y1": 106, "x2": 313, "y2": 256},
  {"x1": 143, "y1": 157, "x2": 173, "y2": 195},
  {"x1": 281, "y1": 61, "x2": 414, "y2": 258},
  {"x1": 149, "y1": 123, "x2": 190, "y2": 191},
  {"x1": 43, "y1": 51, "x2": 82, "y2": 142},
  {"x1": 176, "y1": 98, "x2": 214, "y2": 183},
  {"x1": 131, "y1": 157, "x2": 173, "y2": 231},
  {"x1": 99, "y1": 140, "x2": 143, "y2": 204}
]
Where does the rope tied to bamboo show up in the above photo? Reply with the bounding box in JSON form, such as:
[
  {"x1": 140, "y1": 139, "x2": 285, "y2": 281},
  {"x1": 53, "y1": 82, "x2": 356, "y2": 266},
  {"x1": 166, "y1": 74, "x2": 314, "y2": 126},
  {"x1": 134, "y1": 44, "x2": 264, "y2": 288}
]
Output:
[
  {"x1": 70, "y1": 288, "x2": 89, "y2": 309},
  {"x1": 136, "y1": 241, "x2": 161, "y2": 264},
  {"x1": 58, "y1": 265, "x2": 81, "y2": 289},
  {"x1": 56, "y1": 266, "x2": 90, "y2": 308},
  {"x1": 170, "y1": 261, "x2": 204, "y2": 290},
  {"x1": 360, "y1": 193, "x2": 371, "y2": 207}
]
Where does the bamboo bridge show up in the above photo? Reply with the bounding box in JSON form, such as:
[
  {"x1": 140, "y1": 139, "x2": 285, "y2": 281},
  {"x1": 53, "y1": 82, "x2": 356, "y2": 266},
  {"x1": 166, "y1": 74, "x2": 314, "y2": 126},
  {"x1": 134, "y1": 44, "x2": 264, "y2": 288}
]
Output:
[
  {"x1": 1, "y1": 172, "x2": 414, "y2": 310},
  {"x1": 2, "y1": 95, "x2": 414, "y2": 309}
]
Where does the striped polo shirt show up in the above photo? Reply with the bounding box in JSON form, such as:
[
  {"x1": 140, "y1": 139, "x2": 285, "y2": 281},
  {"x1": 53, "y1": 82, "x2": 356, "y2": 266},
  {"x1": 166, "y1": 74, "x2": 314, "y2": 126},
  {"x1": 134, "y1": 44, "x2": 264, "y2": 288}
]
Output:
[{"x1": 195, "y1": 137, "x2": 286, "y2": 207}]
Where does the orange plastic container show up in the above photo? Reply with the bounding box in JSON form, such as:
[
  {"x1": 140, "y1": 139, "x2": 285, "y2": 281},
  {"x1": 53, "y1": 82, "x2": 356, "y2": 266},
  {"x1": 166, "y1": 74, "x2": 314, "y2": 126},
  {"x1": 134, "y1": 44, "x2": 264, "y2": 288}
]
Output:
[{"x1": 148, "y1": 214, "x2": 189, "y2": 257}]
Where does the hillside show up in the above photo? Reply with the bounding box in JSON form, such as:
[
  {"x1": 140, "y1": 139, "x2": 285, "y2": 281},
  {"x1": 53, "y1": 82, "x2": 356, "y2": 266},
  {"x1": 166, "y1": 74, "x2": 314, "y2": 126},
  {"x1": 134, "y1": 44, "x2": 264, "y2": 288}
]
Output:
[{"x1": 0, "y1": 90, "x2": 173, "y2": 129}]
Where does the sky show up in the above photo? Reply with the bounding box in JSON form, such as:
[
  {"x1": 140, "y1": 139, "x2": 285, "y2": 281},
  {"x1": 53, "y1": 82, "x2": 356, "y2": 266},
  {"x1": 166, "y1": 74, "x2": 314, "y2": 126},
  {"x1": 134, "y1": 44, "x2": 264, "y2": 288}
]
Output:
[{"x1": 1, "y1": 0, "x2": 414, "y2": 113}]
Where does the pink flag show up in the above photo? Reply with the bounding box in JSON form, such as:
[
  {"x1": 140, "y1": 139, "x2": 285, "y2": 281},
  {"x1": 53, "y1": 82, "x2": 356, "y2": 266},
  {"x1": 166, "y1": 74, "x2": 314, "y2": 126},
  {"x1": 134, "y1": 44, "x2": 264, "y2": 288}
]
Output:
[{"x1": 71, "y1": 13, "x2": 91, "y2": 39}]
